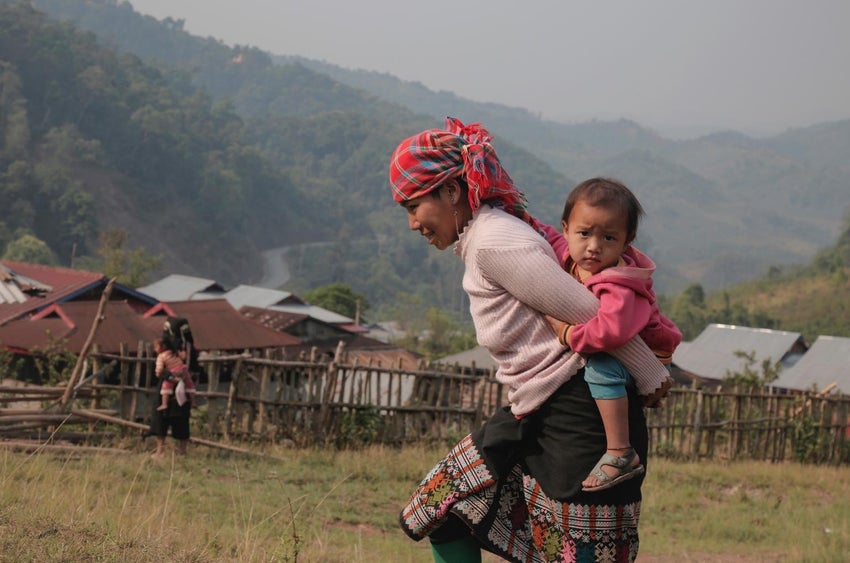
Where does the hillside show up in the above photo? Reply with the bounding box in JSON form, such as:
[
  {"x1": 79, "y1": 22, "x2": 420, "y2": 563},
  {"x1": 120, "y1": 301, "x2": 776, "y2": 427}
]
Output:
[
  {"x1": 703, "y1": 219, "x2": 850, "y2": 340},
  {"x1": 284, "y1": 57, "x2": 850, "y2": 291},
  {"x1": 0, "y1": 1, "x2": 573, "y2": 320},
  {"x1": 3, "y1": 0, "x2": 849, "y2": 328}
]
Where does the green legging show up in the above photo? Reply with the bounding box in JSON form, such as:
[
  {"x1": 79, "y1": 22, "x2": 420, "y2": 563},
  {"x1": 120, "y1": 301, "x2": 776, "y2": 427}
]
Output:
[
  {"x1": 430, "y1": 537, "x2": 481, "y2": 562},
  {"x1": 429, "y1": 515, "x2": 481, "y2": 562}
]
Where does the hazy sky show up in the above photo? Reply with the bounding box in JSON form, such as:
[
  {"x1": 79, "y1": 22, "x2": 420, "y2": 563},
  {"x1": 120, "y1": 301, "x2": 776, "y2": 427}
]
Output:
[{"x1": 129, "y1": 0, "x2": 850, "y2": 138}]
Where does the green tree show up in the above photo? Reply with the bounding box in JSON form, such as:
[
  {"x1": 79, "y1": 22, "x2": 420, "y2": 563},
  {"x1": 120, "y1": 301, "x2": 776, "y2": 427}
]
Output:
[
  {"x1": 303, "y1": 282, "x2": 369, "y2": 321},
  {"x1": 419, "y1": 307, "x2": 477, "y2": 359},
  {"x1": 94, "y1": 228, "x2": 161, "y2": 287},
  {"x1": 723, "y1": 350, "x2": 781, "y2": 391},
  {"x1": 668, "y1": 283, "x2": 709, "y2": 340},
  {"x1": 2, "y1": 233, "x2": 57, "y2": 264},
  {"x1": 0, "y1": 62, "x2": 30, "y2": 160}
]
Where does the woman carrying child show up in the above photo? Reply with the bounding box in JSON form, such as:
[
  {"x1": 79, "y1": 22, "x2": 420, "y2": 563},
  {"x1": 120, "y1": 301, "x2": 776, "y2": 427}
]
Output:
[
  {"x1": 389, "y1": 118, "x2": 671, "y2": 562},
  {"x1": 149, "y1": 337, "x2": 194, "y2": 458}
]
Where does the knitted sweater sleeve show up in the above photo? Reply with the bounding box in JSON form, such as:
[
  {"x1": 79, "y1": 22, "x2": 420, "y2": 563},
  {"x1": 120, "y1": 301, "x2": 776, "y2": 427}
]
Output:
[{"x1": 477, "y1": 244, "x2": 671, "y2": 396}]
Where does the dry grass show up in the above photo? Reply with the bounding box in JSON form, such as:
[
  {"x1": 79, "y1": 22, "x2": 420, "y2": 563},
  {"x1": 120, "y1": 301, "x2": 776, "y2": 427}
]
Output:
[{"x1": 0, "y1": 440, "x2": 848, "y2": 562}]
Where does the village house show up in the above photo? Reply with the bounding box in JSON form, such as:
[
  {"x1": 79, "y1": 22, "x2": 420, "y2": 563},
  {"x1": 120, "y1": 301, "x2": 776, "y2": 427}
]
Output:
[
  {"x1": 672, "y1": 323, "x2": 808, "y2": 390},
  {"x1": 440, "y1": 323, "x2": 843, "y2": 398},
  {"x1": 771, "y1": 335, "x2": 850, "y2": 395},
  {"x1": 0, "y1": 264, "x2": 300, "y2": 384},
  {"x1": 139, "y1": 274, "x2": 418, "y2": 367},
  {"x1": 5, "y1": 264, "x2": 847, "y2": 400},
  {"x1": 0, "y1": 260, "x2": 157, "y2": 326}
]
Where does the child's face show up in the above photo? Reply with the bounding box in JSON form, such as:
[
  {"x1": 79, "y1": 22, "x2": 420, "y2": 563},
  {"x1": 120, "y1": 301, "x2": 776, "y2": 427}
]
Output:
[{"x1": 562, "y1": 199, "x2": 629, "y2": 276}]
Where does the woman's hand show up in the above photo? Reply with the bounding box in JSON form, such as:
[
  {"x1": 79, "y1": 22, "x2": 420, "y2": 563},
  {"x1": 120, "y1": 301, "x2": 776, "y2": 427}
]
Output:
[
  {"x1": 642, "y1": 376, "x2": 673, "y2": 408},
  {"x1": 543, "y1": 314, "x2": 562, "y2": 334},
  {"x1": 544, "y1": 315, "x2": 571, "y2": 347}
]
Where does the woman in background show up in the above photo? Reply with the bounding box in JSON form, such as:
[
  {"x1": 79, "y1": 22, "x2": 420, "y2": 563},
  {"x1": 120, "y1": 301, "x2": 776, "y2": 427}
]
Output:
[{"x1": 149, "y1": 337, "x2": 193, "y2": 458}]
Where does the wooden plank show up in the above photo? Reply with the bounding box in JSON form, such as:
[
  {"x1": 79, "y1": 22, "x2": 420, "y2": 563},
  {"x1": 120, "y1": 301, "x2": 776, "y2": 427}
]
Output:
[{"x1": 60, "y1": 278, "x2": 115, "y2": 410}]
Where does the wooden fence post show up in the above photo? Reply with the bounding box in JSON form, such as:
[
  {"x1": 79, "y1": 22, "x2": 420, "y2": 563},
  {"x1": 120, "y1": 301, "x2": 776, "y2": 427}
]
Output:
[
  {"x1": 87, "y1": 344, "x2": 100, "y2": 434},
  {"x1": 692, "y1": 390, "x2": 704, "y2": 458},
  {"x1": 258, "y1": 348, "x2": 272, "y2": 440},
  {"x1": 128, "y1": 340, "x2": 144, "y2": 423},
  {"x1": 224, "y1": 356, "x2": 244, "y2": 441},
  {"x1": 118, "y1": 342, "x2": 129, "y2": 419},
  {"x1": 60, "y1": 278, "x2": 114, "y2": 411}
]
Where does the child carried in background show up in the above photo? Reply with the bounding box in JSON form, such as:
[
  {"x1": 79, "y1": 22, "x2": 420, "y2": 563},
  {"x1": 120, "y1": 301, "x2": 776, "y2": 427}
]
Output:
[
  {"x1": 153, "y1": 337, "x2": 195, "y2": 411},
  {"x1": 558, "y1": 177, "x2": 682, "y2": 492}
]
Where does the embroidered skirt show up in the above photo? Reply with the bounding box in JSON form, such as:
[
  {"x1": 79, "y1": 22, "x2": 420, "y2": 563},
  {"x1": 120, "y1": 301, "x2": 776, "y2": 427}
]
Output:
[{"x1": 400, "y1": 373, "x2": 649, "y2": 562}]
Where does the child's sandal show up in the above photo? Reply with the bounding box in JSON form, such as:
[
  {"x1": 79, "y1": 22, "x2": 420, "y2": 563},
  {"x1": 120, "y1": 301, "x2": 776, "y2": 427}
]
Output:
[{"x1": 582, "y1": 448, "x2": 645, "y2": 492}]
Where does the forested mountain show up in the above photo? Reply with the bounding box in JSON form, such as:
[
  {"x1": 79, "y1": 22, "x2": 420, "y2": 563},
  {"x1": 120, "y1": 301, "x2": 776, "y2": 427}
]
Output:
[
  {"x1": 282, "y1": 58, "x2": 850, "y2": 290},
  {"x1": 0, "y1": 1, "x2": 328, "y2": 280},
  {"x1": 2, "y1": 0, "x2": 849, "y2": 329},
  {"x1": 0, "y1": 0, "x2": 573, "y2": 320}
]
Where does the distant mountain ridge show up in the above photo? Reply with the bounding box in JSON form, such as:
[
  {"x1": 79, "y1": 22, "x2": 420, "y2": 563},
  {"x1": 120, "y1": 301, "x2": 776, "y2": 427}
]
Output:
[
  {"x1": 8, "y1": 0, "x2": 850, "y2": 311},
  {"x1": 285, "y1": 56, "x2": 850, "y2": 289}
]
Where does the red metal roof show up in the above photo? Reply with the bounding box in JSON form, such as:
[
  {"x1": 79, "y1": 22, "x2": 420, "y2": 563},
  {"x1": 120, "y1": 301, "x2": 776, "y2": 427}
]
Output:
[
  {"x1": 0, "y1": 300, "x2": 160, "y2": 355},
  {"x1": 239, "y1": 305, "x2": 309, "y2": 332},
  {"x1": 144, "y1": 300, "x2": 301, "y2": 351},
  {"x1": 0, "y1": 260, "x2": 156, "y2": 325},
  {"x1": 0, "y1": 299, "x2": 301, "y2": 355}
]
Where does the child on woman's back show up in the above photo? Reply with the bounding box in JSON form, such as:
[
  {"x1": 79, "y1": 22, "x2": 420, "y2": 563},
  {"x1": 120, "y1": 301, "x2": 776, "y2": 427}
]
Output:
[
  {"x1": 558, "y1": 177, "x2": 682, "y2": 491},
  {"x1": 153, "y1": 338, "x2": 195, "y2": 411}
]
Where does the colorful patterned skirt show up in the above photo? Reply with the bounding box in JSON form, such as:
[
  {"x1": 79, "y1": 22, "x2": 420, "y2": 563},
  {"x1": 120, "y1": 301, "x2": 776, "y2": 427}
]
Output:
[{"x1": 400, "y1": 374, "x2": 649, "y2": 562}]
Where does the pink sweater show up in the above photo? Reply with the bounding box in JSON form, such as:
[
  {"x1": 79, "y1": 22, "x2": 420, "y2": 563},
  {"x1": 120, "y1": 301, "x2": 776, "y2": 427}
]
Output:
[
  {"x1": 566, "y1": 246, "x2": 682, "y2": 363},
  {"x1": 456, "y1": 206, "x2": 671, "y2": 416}
]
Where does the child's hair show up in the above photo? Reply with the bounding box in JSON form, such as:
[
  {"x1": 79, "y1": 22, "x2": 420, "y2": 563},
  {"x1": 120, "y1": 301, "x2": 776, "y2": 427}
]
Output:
[{"x1": 561, "y1": 177, "x2": 645, "y2": 242}]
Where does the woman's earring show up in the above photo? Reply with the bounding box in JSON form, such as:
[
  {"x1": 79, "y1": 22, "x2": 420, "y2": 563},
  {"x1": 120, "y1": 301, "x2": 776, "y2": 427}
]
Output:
[{"x1": 453, "y1": 208, "x2": 461, "y2": 236}]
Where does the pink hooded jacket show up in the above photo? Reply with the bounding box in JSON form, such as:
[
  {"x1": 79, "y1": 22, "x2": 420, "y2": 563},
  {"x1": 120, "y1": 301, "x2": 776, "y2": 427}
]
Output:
[{"x1": 565, "y1": 246, "x2": 682, "y2": 362}]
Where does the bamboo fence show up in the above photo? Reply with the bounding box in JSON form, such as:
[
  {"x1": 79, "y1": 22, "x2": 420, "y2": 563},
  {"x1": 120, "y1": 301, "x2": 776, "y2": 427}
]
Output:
[{"x1": 2, "y1": 344, "x2": 848, "y2": 464}]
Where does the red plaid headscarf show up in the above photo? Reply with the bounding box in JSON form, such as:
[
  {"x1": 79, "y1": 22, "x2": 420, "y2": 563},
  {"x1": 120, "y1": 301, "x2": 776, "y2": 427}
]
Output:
[{"x1": 389, "y1": 117, "x2": 539, "y2": 228}]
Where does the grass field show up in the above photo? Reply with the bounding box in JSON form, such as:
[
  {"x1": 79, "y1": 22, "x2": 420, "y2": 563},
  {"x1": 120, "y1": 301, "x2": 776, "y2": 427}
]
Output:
[{"x1": 1, "y1": 440, "x2": 848, "y2": 562}]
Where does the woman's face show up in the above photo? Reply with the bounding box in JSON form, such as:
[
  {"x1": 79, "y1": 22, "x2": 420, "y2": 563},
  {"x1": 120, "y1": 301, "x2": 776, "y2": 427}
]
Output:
[{"x1": 401, "y1": 186, "x2": 460, "y2": 251}]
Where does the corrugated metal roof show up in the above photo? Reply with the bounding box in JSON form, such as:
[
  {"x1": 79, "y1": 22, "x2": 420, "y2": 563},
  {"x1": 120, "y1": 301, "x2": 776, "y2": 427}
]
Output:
[
  {"x1": 0, "y1": 261, "x2": 100, "y2": 324},
  {"x1": 268, "y1": 303, "x2": 353, "y2": 324},
  {"x1": 145, "y1": 299, "x2": 301, "y2": 351},
  {"x1": 219, "y1": 284, "x2": 304, "y2": 309},
  {"x1": 436, "y1": 346, "x2": 499, "y2": 372},
  {"x1": 221, "y1": 286, "x2": 354, "y2": 324},
  {"x1": 363, "y1": 321, "x2": 407, "y2": 343},
  {"x1": 140, "y1": 276, "x2": 355, "y2": 326},
  {"x1": 0, "y1": 264, "x2": 52, "y2": 305},
  {"x1": 137, "y1": 274, "x2": 227, "y2": 302},
  {"x1": 772, "y1": 336, "x2": 850, "y2": 394},
  {"x1": 239, "y1": 306, "x2": 309, "y2": 332},
  {"x1": 1, "y1": 298, "x2": 302, "y2": 356},
  {"x1": 0, "y1": 300, "x2": 160, "y2": 355},
  {"x1": 673, "y1": 323, "x2": 806, "y2": 381},
  {"x1": 0, "y1": 261, "x2": 156, "y2": 326}
]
